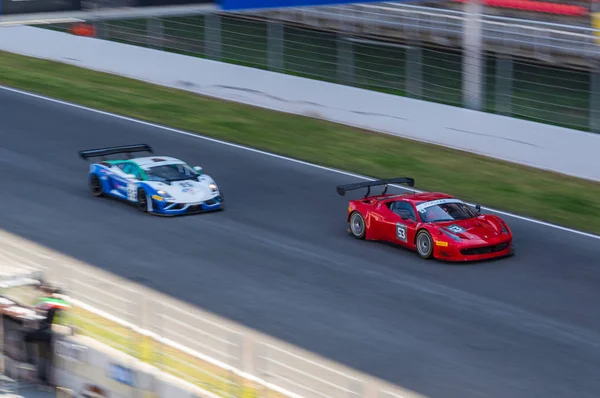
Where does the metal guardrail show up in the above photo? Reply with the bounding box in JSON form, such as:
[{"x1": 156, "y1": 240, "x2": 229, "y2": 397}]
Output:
[
  {"x1": 249, "y1": 2, "x2": 600, "y2": 61},
  {"x1": 0, "y1": 3, "x2": 218, "y2": 26},
  {"x1": 0, "y1": 230, "x2": 423, "y2": 398}
]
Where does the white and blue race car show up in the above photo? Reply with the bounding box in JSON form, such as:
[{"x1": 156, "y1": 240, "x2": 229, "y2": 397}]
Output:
[{"x1": 79, "y1": 144, "x2": 224, "y2": 216}]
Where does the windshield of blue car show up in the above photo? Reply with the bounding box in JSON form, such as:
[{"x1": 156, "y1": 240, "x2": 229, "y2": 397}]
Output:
[
  {"x1": 418, "y1": 202, "x2": 478, "y2": 223},
  {"x1": 145, "y1": 164, "x2": 199, "y2": 182}
]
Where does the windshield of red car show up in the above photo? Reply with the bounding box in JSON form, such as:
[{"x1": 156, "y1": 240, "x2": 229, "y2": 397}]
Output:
[{"x1": 417, "y1": 201, "x2": 478, "y2": 223}]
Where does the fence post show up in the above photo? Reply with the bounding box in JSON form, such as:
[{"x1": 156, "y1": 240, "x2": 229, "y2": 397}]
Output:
[
  {"x1": 495, "y1": 53, "x2": 513, "y2": 115},
  {"x1": 462, "y1": 0, "x2": 484, "y2": 110},
  {"x1": 337, "y1": 35, "x2": 355, "y2": 85},
  {"x1": 205, "y1": 13, "x2": 222, "y2": 60},
  {"x1": 93, "y1": 20, "x2": 107, "y2": 39},
  {"x1": 348, "y1": 380, "x2": 364, "y2": 398},
  {"x1": 146, "y1": 17, "x2": 164, "y2": 50},
  {"x1": 153, "y1": 299, "x2": 164, "y2": 373},
  {"x1": 590, "y1": 62, "x2": 600, "y2": 133},
  {"x1": 406, "y1": 40, "x2": 423, "y2": 99},
  {"x1": 267, "y1": 20, "x2": 284, "y2": 72}
]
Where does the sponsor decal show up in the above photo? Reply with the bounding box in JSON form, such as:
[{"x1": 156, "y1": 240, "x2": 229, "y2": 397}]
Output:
[
  {"x1": 107, "y1": 363, "x2": 135, "y2": 386},
  {"x1": 416, "y1": 198, "x2": 464, "y2": 212},
  {"x1": 435, "y1": 241, "x2": 449, "y2": 247},
  {"x1": 151, "y1": 195, "x2": 163, "y2": 201}
]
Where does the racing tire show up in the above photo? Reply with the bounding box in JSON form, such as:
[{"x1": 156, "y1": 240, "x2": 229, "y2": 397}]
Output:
[
  {"x1": 415, "y1": 230, "x2": 434, "y2": 259},
  {"x1": 137, "y1": 188, "x2": 149, "y2": 213},
  {"x1": 89, "y1": 174, "x2": 104, "y2": 197},
  {"x1": 348, "y1": 211, "x2": 366, "y2": 240}
]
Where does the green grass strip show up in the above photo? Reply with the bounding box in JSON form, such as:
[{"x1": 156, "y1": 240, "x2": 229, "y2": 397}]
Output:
[{"x1": 0, "y1": 50, "x2": 599, "y2": 234}]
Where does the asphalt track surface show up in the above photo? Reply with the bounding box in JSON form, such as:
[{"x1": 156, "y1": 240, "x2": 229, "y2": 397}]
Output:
[{"x1": 2, "y1": 88, "x2": 600, "y2": 398}]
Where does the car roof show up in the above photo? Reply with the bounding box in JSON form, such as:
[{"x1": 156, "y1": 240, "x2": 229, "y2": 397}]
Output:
[{"x1": 129, "y1": 156, "x2": 185, "y2": 168}]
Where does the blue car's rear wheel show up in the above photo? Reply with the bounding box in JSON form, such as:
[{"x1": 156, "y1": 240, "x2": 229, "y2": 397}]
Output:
[{"x1": 89, "y1": 174, "x2": 103, "y2": 197}]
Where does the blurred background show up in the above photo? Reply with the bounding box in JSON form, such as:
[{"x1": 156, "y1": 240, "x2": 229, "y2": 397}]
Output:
[{"x1": 1, "y1": 0, "x2": 600, "y2": 397}]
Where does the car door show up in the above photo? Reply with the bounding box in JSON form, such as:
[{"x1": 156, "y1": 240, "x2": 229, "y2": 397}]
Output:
[
  {"x1": 382, "y1": 200, "x2": 419, "y2": 248},
  {"x1": 111, "y1": 162, "x2": 140, "y2": 201}
]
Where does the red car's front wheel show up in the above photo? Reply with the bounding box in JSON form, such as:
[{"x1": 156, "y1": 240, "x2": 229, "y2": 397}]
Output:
[{"x1": 416, "y1": 230, "x2": 434, "y2": 259}]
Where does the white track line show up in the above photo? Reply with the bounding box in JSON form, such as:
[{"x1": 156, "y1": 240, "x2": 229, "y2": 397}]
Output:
[{"x1": 1, "y1": 84, "x2": 599, "y2": 242}]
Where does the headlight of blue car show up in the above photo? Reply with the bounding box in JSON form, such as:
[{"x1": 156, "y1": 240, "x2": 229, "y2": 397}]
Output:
[{"x1": 156, "y1": 190, "x2": 176, "y2": 202}]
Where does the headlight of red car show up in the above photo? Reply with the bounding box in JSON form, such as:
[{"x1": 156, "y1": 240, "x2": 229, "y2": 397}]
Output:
[{"x1": 441, "y1": 229, "x2": 462, "y2": 242}]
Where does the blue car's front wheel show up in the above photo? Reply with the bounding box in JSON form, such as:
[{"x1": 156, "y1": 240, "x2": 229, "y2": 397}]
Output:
[{"x1": 137, "y1": 188, "x2": 149, "y2": 213}]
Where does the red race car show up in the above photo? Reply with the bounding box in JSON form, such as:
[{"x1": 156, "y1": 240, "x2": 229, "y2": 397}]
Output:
[{"x1": 337, "y1": 178, "x2": 514, "y2": 262}]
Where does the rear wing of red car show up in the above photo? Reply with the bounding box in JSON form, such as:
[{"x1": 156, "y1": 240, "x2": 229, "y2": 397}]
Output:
[{"x1": 336, "y1": 177, "x2": 415, "y2": 197}]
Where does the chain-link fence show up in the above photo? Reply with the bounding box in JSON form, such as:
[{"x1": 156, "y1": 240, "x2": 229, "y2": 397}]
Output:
[{"x1": 40, "y1": 4, "x2": 600, "y2": 133}]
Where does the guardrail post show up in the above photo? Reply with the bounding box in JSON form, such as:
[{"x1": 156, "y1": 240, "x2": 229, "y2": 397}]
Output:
[
  {"x1": 146, "y1": 17, "x2": 164, "y2": 50},
  {"x1": 205, "y1": 13, "x2": 222, "y2": 60},
  {"x1": 348, "y1": 380, "x2": 364, "y2": 397},
  {"x1": 338, "y1": 35, "x2": 355, "y2": 85},
  {"x1": 462, "y1": 0, "x2": 484, "y2": 111},
  {"x1": 153, "y1": 299, "x2": 164, "y2": 372},
  {"x1": 406, "y1": 40, "x2": 423, "y2": 99},
  {"x1": 93, "y1": 20, "x2": 107, "y2": 40},
  {"x1": 494, "y1": 53, "x2": 513, "y2": 115},
  {"x1": 240, "y1": 334, "x2": 256, "y2": 375},
  {"x1": 255, "y1": 343, "x2": 269, "y2": 397},
  {"x1": 590, "y1": 61, "x2": 600, "y2": 133},
  {"x1": 267, "y1": 20, "x2": 284, "y2": 72}
]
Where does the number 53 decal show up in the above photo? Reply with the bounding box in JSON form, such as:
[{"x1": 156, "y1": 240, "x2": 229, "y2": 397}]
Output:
[{"x1": 396, "y1": 223, "x2": 407, "y2": 242}]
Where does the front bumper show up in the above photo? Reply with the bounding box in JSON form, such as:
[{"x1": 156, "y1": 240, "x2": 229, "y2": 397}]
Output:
[
  {"x1": 433, "y1": 238, "x2": 513, "y2": 262},
  {"x1": 150, "y1": 195, "x2": 224, "y2": 215}
]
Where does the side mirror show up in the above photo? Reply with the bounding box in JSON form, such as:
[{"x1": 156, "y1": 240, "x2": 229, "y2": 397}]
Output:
[
  {"x1": 193, "y1": 166, "x2": 203, "y2": 173},
  {"x1": 126, "y1": 174, "x2": 137, "y2": 180},
  {"x1": 475, "y1": 204, "x2": 481, "y2": 214}
]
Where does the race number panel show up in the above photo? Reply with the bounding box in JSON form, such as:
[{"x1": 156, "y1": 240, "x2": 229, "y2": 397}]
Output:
[
  {"x1": 447, "y1": 225, "x2": 465, "y2": 234},
  {"x1": 127, "y1": 183, "x2": 138, "y2": 201},
  {"x1": 396, "y1": 223, "x2": 408, "y2": 242}
]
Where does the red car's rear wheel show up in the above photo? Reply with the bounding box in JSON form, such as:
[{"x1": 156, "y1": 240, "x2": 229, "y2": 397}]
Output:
[{"x1": 349, "y1": 211, "x2": 366, "y2": 240}]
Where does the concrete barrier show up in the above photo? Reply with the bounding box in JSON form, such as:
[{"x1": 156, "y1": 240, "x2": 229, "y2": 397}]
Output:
[{"x1": 1, "y1": 25, "x2": 599, "y2": 181}]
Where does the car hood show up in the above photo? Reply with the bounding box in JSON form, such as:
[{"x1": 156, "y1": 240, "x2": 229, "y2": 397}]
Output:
[
  {"x1": 147, "y1": 176, "x2": 217, "y2": 202},
  {"x1": 434, "y1": 217, "x2": 505, "y2": 241}
]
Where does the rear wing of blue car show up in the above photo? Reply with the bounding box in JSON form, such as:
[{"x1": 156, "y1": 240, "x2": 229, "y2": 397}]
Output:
[
  {"x1": 79, "y1": 144, "x2": 153, "y2": 160},
  {"x1": 336, "y1": 177, "x2": 415, "y2": 198}
]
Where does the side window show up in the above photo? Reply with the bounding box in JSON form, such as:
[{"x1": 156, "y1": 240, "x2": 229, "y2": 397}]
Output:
[
  {"x1": 391, "y1": 201, "x2": 417, "y2": 221},
  {"x1": 121, "y1": 163, "x2": 141, "y2": 179}
]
